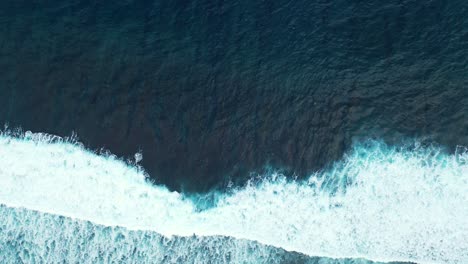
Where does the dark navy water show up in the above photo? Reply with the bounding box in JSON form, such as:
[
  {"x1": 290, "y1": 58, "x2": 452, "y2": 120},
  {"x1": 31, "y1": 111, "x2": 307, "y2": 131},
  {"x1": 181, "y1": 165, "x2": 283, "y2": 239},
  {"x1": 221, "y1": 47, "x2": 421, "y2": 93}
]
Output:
[
  {"x1": 0, "y1": 0, "x2": 467, "y2": 193},
  {"x1": 1, "y1": 2, "x2": 468, "y2": 263}
]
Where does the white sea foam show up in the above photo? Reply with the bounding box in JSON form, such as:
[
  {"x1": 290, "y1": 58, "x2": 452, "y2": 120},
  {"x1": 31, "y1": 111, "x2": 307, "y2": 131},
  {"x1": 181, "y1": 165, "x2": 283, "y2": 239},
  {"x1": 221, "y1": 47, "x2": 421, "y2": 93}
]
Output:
[{"x1": 0, "y1": 132, "x2": 467, "y2": 263}]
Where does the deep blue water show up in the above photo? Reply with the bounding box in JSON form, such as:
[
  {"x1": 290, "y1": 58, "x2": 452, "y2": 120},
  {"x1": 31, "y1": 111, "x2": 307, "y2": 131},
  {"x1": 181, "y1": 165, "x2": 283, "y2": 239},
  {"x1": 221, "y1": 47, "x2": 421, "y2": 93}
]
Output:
[
  {"x1": 1, "y1": 0, "x2": 467, "y2": 192},
  {"x1": 0, "y1": 1, "x2": 467, "y2": 263}
]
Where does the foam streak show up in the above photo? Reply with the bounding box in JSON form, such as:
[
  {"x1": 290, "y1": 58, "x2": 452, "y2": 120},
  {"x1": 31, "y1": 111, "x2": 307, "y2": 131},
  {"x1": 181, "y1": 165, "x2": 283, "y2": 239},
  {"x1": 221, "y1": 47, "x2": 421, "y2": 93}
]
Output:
[{"x1": 0, "y1": 133, "x2": 466, "y2": 263}]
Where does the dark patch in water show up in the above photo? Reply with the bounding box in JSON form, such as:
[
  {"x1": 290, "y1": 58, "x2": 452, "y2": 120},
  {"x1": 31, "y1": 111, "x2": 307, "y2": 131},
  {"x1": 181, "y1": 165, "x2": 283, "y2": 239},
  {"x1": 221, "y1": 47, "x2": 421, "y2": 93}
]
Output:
[{"x1": 0, "y1": 0, "x2": 467, "y2": 192}]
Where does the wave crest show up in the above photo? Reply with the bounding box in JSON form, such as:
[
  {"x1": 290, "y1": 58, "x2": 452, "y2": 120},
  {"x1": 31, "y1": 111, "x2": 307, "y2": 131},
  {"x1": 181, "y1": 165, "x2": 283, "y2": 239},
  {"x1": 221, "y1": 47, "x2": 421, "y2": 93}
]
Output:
[{"x1": 0, "y1": 133, "x2": 466, "y2": 263}]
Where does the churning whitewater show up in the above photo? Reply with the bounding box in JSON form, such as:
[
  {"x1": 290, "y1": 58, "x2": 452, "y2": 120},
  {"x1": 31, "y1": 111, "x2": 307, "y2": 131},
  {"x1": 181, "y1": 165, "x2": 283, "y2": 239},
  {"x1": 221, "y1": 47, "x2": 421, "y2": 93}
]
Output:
[{"x1": 0, "y1": 131, "x2": 467, "y2": 263}]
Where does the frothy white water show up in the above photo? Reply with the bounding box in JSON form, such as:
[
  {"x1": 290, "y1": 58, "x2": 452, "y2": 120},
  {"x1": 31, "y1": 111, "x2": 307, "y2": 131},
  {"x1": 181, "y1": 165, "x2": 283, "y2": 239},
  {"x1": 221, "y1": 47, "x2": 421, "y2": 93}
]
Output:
[
  {"x1": 0, "y1": 132, "x2": 467, "y2": 263},
  {"x1": 1, "y1": 205, "x2": 317, "y2": 264}
]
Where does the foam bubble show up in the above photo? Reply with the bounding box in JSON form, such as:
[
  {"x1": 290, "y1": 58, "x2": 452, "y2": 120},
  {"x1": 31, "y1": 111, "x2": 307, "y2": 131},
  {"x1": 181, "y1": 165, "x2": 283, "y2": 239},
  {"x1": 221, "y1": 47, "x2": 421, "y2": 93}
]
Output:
[{"x1": 0, "y1": 133, "x2": 466, "y2": 263}]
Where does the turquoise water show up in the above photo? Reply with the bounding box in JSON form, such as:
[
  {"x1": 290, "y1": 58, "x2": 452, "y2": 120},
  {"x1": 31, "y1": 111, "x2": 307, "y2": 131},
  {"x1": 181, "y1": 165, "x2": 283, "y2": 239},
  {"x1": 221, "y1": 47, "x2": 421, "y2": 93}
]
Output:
[{"x1": 1, "y1": 132, "x2": 466, "y2": 263}]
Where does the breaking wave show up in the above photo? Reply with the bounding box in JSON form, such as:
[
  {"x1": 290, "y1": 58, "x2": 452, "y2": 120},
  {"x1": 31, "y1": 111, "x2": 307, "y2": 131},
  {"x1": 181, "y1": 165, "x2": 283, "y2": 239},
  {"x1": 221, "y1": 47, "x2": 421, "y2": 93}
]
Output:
[{"x1": 0, "y1": 132, "x2": 467, "y2": 263}]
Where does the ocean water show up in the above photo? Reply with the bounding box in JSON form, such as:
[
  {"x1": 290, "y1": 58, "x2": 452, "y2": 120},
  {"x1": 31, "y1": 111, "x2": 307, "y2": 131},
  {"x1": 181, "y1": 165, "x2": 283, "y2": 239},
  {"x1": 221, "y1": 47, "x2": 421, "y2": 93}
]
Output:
[
  {"x1": 0, "y1": 132, "x2": 466, "y2": 263},
  {"x1": 1, "y1": 0, "x2": 467, "y2": 263},
  {"x1": 1, "y1": 0, "x2": 467, "y2": 191}
]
